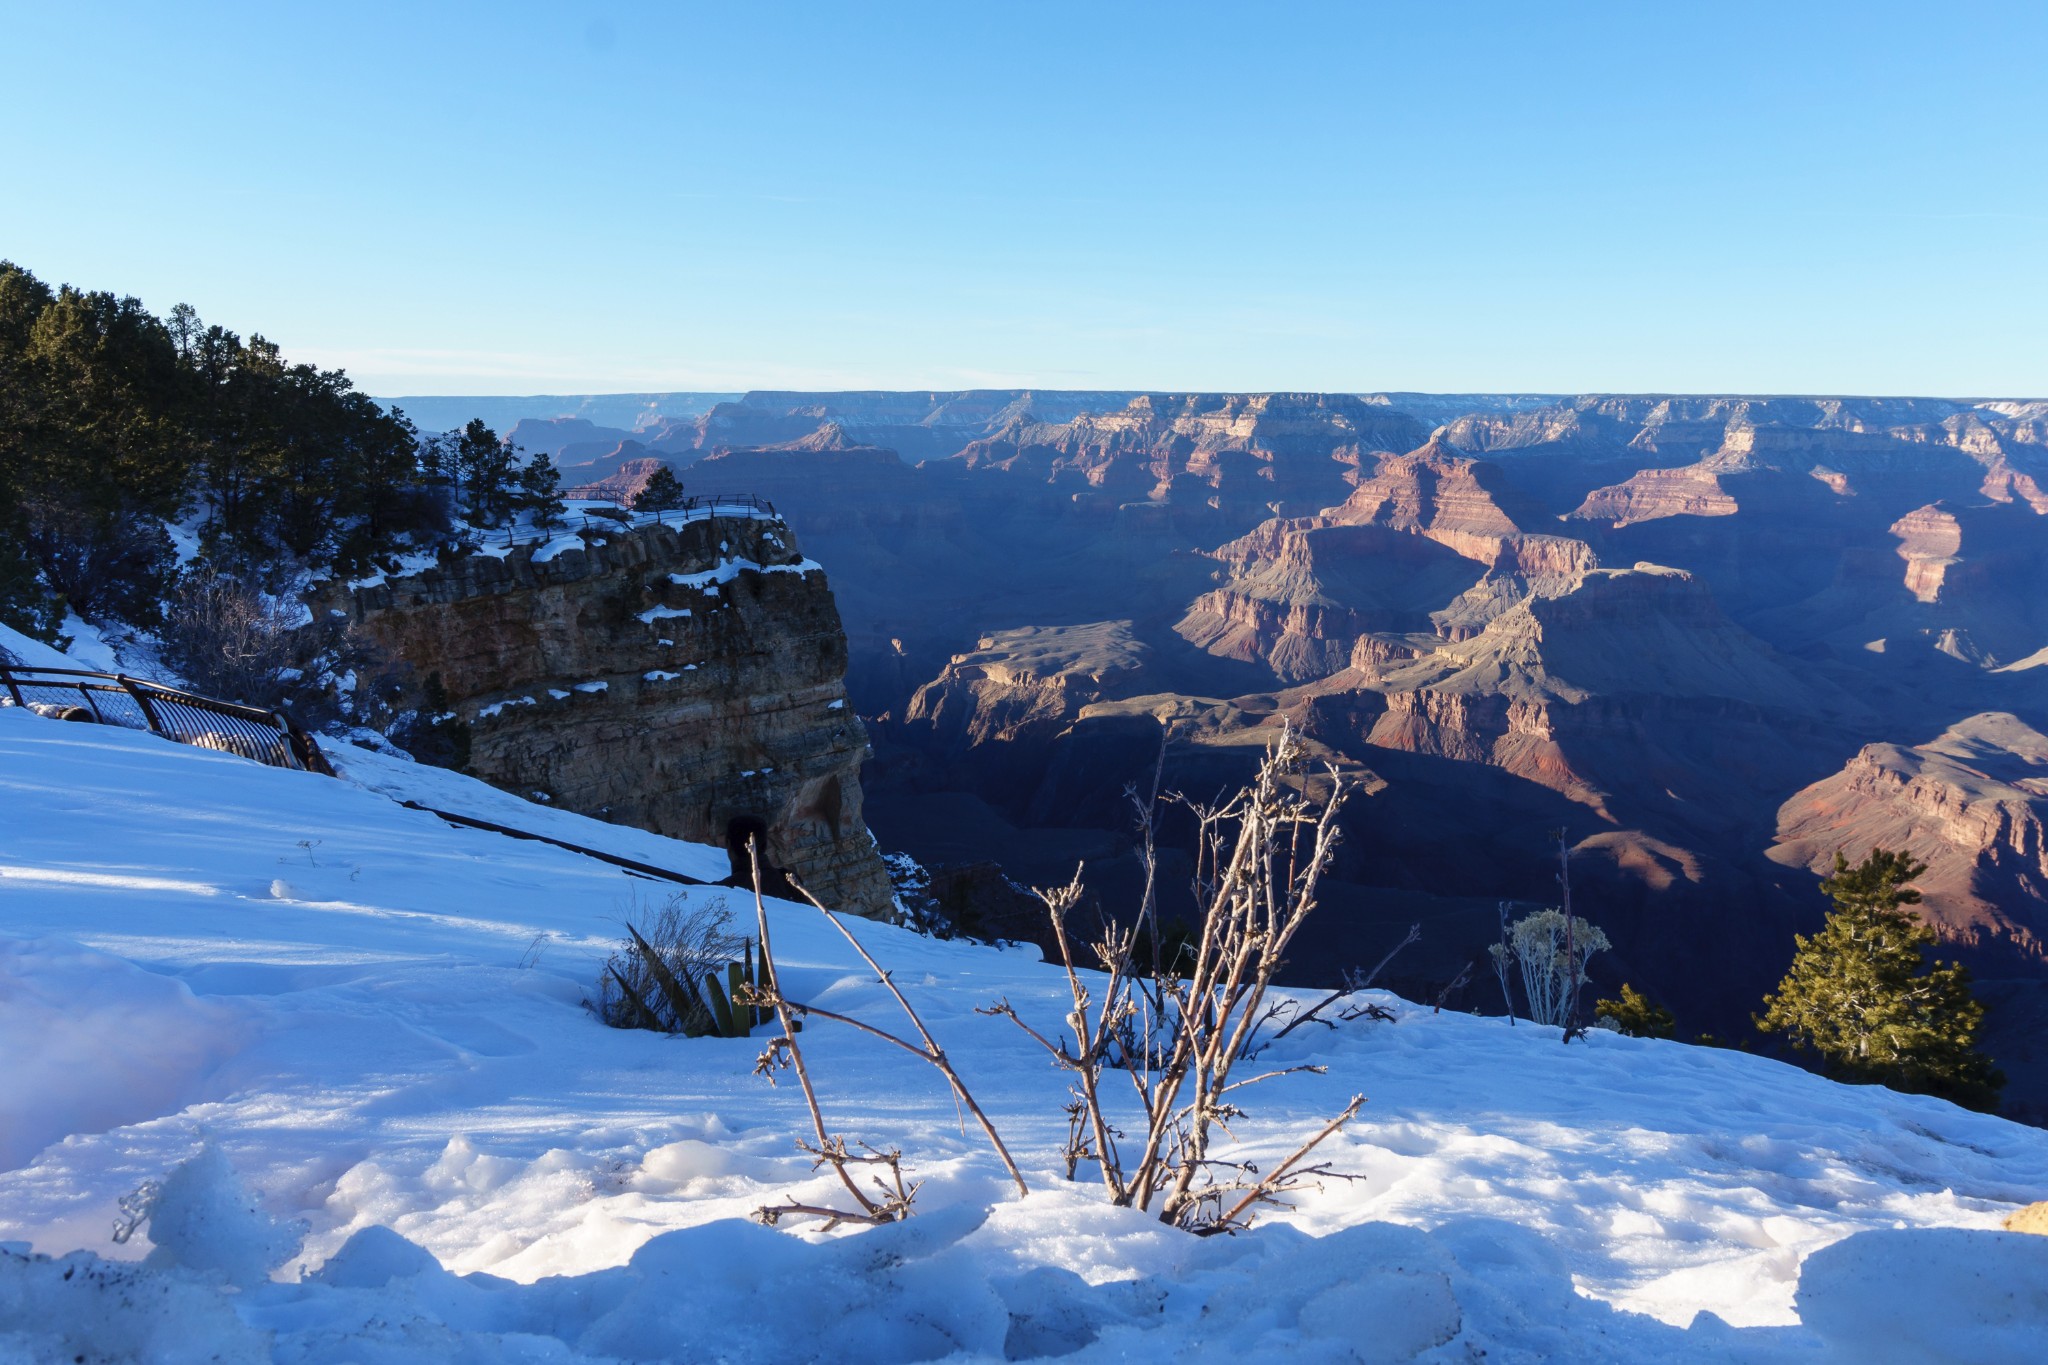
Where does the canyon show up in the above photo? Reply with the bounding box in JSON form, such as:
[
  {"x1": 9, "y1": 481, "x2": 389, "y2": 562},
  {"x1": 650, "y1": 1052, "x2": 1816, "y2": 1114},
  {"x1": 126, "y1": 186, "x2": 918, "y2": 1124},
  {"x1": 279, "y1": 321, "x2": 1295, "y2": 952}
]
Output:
[{"x1": 396, "y1": 387, "x2": 2048, "y2": 1117}]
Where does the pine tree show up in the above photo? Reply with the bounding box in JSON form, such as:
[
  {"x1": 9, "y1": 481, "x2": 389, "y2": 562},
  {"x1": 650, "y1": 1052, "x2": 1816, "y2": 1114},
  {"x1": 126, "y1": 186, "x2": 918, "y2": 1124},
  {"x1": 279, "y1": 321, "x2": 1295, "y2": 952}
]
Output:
[
  {"x1": 518, "y1": 451, "x2": 565, "y2": 530},
  {"x1": 631, "y1": 464, "x2": 685, "y2": 520},
  {"x1": 1756, "y1": 849, "x2": 2004, "y2": 1111}
]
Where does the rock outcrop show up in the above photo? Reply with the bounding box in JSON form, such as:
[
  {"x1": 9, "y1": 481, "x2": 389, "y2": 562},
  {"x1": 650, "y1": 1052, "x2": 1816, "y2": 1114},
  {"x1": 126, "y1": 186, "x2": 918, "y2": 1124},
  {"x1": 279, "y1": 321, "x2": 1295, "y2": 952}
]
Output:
[
  {"x1": 316, "y1": 513, "x2": 895, "y2": 916},
  {"x1": 1771, "y1": 712, "x2": 2048, "y2": 961},
  {"x1": 1175, "y1": 442, "x2": 1599, "y2": 679},
  {"x1": 901, "y1": 621, "x2": 1153, "y2": 753}
]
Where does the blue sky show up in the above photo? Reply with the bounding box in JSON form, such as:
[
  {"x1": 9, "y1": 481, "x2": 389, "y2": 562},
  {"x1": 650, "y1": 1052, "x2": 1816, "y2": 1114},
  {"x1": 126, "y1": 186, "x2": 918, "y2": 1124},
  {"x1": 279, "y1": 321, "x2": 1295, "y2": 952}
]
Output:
[{"x1": 4, "y1": 1, "x2": 2043, "y2": 396}]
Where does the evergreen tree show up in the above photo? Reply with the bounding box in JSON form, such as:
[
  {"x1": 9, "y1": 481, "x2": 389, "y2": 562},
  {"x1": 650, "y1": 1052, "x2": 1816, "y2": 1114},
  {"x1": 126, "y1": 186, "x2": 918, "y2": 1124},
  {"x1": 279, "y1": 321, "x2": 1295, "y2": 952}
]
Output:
[
  {"x1": 631, "y1": 464, "x2": 686, "y2": 520},
  {"x1": 1595, "y1": 984, "x2": 1676, "y2": 1039},
  {"x1": 452, "y1": 420, "x2": 521, "y2": 528},
  {"x1": 518, "y1": 450, "x2": 565, "y2": 530},
  {"x1": 1756, "y1": 849, "x2": 2004, "y2": 1111},
  {"x1": 1, "y1": 262, "x2": 441, "y2": 619}
]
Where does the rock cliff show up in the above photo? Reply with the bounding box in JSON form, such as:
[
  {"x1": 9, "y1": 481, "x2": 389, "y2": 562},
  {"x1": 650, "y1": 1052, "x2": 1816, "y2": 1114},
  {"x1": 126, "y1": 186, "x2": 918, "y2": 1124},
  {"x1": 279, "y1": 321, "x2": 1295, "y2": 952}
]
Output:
[
  {"x1": 315, "y1": 513, "x2": 896, "y2": 916},
  {"x1": 956, "y1": 392, "x2": 1426, "y2": 517},
  {"x1": 1771, "y1": 713, "x2": 2048, "y2": 962},
  {"x1": 901, "y1": 621, "x2": 1153, "y2": 753}
]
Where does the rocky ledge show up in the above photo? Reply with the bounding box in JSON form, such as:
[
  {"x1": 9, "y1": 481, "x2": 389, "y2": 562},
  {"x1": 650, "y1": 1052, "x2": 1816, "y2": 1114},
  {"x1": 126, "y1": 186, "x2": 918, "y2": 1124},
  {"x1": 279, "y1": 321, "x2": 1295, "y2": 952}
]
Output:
[{"x1": 314, "y1": 513, "x2": 895, "y2": 916}]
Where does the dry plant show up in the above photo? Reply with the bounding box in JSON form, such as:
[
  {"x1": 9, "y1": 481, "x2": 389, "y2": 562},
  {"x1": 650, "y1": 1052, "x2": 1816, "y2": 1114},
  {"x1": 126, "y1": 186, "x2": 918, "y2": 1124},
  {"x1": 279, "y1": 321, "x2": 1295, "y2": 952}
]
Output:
[
  {"x1": 594, "y1": 892, "x2": 742, "y2": 1035},
  {"x1": 157, "y1": 567, "x2": 304, "y2": 705},
  {"x1": 982, "y1": 728, "x2": 1366, "y2": 1234},
  {"x1": 1489, "y1": 833, "x2": 1608, "y2": 1038},
  {"x1": 736, "y1": 841, "x2": 1029, "y2": 1230}
]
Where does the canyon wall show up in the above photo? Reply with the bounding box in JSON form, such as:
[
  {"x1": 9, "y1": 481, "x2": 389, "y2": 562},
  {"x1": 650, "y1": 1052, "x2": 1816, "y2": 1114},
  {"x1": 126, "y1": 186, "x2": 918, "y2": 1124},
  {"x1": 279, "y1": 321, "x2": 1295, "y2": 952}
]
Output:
[{"x1": 315, "y1": 513, "x2": 895, "y2": 916}]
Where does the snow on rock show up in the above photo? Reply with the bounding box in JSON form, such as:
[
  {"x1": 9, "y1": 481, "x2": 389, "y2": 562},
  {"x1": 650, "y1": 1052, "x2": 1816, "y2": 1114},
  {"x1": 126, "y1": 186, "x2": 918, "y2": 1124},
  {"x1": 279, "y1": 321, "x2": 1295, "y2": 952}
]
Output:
[
  {"x1": 1, "y1": 706, "x2": 2046, "y2": 1358},
  {"x1": 665, "y1": 557, "x2": 821, "y2": 592}
]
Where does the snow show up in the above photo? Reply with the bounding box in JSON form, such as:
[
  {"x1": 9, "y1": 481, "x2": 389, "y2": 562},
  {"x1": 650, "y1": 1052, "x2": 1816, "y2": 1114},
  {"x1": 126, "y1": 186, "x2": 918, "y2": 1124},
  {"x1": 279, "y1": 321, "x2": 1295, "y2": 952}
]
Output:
[
  {"x1": 55, "y1": 611, "x2": 121, "y2": 670},
  {"x1": 530, "y1": 533, "x2": 589, "y2": 564},
  {"x1": 664, "y1": 557, "x2": 822, "y2": 592},
  {"x1": 345, "y1": 549, "x2": 440, "y2": 591},
  {"x1": 0, "y1": 622, "x2": 75, "y2": 670},
  {"x1": 2, "y1": 707, "x2": 2046, "y2": 1360},
  {"x1": 572, "y1": 681, "x2": 608, "y2": 694}
]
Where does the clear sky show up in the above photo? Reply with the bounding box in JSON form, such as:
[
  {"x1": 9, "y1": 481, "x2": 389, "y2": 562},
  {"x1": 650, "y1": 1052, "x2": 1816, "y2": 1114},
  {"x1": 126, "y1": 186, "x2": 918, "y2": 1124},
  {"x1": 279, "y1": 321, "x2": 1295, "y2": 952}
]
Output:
[{"x1": 4, "y1": 1, "x2": 2044, "y2": 397}]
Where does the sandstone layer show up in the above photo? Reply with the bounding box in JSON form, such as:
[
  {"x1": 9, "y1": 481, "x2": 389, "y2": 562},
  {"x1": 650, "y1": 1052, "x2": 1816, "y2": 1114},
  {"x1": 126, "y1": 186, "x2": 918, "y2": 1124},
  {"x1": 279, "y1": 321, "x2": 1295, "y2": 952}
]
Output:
[{"x1": 317, "y1": 514, "x2": 895, "y2": 916}]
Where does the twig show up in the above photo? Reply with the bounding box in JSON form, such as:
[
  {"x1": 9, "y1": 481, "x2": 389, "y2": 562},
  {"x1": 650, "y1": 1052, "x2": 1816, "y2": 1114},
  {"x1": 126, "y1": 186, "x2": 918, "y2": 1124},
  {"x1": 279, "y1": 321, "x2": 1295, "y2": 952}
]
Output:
[
  {"x1": 1202, "y1": 1093, "x2": 1365, "y2": 1235},
  {"x1": 1270, "y1": 922, "x2": 1420, "y2": 1042},
  {"x1": 745, "y1": 841, "x2": 894, "y2": 1226},
  {"x1": 1432, "y1": 960, "x2": 1474, "y2": 1013},
  {"x1": 783, "y1": 868, "x2": 1031, "y2": 1199}
]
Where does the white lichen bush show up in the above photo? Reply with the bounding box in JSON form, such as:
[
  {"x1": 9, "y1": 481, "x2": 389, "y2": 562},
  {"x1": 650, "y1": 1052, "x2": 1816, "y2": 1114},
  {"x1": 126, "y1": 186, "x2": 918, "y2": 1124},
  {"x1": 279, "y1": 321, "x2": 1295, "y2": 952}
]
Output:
[{"x1": 1490, "y1": 908, "x2": 1610, "y2": 1029}]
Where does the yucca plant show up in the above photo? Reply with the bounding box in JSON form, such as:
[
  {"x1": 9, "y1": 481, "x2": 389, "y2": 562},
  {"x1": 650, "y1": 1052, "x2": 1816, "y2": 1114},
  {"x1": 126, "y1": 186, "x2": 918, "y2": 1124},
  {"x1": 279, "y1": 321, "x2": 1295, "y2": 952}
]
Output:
[{"x1": 598, "y1": 895, "x2": 789, "y2": 1040}]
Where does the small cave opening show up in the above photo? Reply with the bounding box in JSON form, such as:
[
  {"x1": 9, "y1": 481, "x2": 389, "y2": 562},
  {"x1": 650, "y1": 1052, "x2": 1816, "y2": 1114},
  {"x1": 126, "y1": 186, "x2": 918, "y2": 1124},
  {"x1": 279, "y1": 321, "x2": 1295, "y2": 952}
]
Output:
[{"x1": 725, "y1": 815, "x2": 797, "y2": 901}]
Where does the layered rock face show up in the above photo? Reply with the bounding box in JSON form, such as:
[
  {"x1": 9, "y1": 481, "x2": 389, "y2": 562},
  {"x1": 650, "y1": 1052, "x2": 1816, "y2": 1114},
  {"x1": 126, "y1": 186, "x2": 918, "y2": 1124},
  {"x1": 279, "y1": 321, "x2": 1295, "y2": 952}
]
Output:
[
  {"x1": 1176, "y1": 443, "x2": 1599, "y2": 678},
  {"x1": 1176, "y1": 523, "x2": 1487, "y2": 681},
  {"x1": 1772, "y1": 713, "x2": 2048, "y2": 961},
  {"x1": 317, "y1": 515, "x2": 895, "y2": 916},
  {"x1": 901, "y1": 621, "x2": 1153, "y2": 753},
  {"x1": 1347, "y1": 564, "x2": 1848, "y2": 823},
  {"x1": 956, "y1": 392, "x2": 1426, "y2": 516}
]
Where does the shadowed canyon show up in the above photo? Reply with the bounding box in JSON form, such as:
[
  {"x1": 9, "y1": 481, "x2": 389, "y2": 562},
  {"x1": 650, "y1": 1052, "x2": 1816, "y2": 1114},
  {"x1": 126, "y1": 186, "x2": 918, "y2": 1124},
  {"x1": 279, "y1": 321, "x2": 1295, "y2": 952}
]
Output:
[{"x1": 451, "y1": 389, "x2": 2048, "y2": 1115}]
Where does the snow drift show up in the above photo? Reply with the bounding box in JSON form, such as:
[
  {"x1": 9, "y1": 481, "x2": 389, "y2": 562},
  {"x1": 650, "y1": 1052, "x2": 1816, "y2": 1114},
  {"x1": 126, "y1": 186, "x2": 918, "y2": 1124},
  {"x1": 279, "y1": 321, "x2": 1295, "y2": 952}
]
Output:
[{"x1": 1, "y1": 707, "x2": 2045, "y2": 1360}]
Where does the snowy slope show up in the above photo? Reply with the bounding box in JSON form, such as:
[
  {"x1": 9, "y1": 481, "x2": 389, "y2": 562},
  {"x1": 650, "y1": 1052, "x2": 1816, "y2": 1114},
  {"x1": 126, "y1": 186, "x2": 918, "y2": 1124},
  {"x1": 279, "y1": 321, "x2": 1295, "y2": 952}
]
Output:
[
  {"x1": 1, "y1": 708, "x2": 2046, "y2": 1361},
  {"x1": 0, "y1": 622, "x2": 77, "y2": 670}
]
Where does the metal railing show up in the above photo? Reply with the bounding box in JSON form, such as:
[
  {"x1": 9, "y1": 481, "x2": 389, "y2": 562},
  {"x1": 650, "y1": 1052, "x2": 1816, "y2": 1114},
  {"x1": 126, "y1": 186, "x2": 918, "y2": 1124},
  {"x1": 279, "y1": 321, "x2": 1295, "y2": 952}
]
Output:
[
  {"x1": 490, "y1": 493, "x2": 779, "y2": 549},
  {"x1": 0, "y1": 665, "x2": 331, "y2": 775}
]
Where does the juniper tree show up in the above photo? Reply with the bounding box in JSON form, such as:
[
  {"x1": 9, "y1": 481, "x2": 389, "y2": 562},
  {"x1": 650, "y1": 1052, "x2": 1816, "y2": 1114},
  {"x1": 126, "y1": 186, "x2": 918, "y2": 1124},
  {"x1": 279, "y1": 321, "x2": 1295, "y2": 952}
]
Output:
[
  {"x1": 1756, "y1": 849, "x2": 2003, "y2": 1111},
  {"x1": 1595, "y1": 984, "x2": 1676, "y2": 1039},
  {"x1": 632, "y1": 464, "x2": 685, "y2": 520}
]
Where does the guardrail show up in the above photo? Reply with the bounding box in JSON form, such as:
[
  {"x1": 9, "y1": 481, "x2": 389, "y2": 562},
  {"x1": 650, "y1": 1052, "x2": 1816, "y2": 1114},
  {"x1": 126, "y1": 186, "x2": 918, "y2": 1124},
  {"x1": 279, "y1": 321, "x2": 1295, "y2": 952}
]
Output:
[
  {"x1": 0, "y1": 665, "x2": 331, "y2": 775},
  {"x1": 490, "y1": 493, "x2": 779, "y2": 548}
]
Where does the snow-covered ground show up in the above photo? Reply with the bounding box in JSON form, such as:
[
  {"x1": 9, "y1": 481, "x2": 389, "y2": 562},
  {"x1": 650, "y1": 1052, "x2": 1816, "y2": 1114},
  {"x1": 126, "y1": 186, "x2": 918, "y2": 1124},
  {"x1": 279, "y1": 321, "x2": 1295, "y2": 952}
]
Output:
[{"x1": 2, "y1": 707, "x2": 2046, "y2": 1361}]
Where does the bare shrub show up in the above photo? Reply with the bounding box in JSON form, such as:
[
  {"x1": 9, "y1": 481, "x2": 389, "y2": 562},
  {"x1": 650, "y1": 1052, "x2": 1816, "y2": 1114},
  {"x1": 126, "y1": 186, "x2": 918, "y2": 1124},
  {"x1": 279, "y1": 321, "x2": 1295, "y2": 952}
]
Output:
[
  {"x1": 156, "y1": 568, "x2": 303, "y2": 704},
  {"x1": 982, "y1": 727, "x2": 1365, "y2": 1234},
  {"x1": 735, "y1": 842, "x2": 1028, "y2": 1229},
  {"x1": 1266, "y1": 922, "x2": 1420, "y2": 1042}
]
